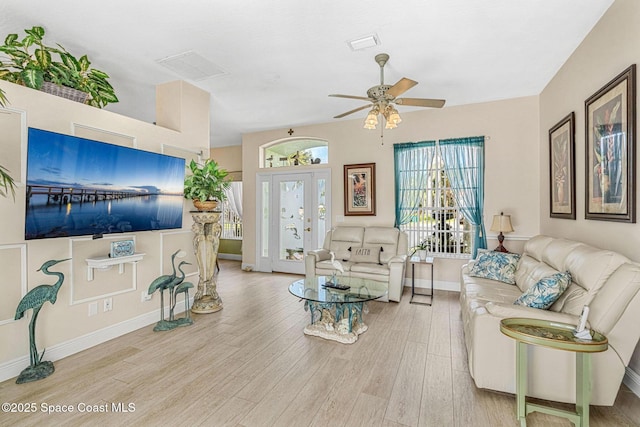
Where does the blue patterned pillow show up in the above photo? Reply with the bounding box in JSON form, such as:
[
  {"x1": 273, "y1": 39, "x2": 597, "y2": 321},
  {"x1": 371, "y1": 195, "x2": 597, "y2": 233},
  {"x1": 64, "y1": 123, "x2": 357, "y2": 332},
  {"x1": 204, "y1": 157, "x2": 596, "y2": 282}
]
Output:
[
  {"x1": 468, "y1": 251, "x2": 521, "y2": 284},
  {"x1": 514, "y1": 271, "x2": 572, "y2": 309}
]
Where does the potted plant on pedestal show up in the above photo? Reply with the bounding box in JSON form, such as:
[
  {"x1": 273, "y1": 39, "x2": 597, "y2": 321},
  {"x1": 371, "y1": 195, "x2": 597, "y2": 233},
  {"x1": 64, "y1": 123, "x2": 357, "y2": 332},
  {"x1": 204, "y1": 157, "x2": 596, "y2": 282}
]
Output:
[
  {"x1": 0, "y1": 26, "x2": 118, "y2": 107},
  {"x1": 183, "y1": 159, "x2": 231, "y2": 211}
]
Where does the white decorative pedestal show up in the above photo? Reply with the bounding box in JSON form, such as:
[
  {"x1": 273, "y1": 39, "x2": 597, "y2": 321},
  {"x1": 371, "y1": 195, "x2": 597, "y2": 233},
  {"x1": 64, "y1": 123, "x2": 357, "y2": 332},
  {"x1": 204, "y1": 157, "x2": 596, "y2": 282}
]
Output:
[{"x1": 191, "y1": 212, "x2": 223, "y2": 314}]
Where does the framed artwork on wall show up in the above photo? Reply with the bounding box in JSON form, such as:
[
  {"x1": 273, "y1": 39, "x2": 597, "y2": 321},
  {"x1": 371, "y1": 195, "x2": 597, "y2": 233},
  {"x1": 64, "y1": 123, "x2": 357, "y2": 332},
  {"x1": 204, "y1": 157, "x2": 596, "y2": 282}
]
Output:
[
  {"x1": 585, "y1": 64, "x2": 636, "y2": 223},
  {"x1": 344, "y1": 163, "x2": 376, "y2": 216},
  {"x1": 549, "y1": 112, "x2": 576, "y2": 219}
]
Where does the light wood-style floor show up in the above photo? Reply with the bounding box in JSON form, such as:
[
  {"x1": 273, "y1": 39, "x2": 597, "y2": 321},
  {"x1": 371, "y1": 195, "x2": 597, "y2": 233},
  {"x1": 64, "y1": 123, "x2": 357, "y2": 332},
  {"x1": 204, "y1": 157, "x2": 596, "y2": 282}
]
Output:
[{"x1": 1, "y1": 260, "x2": 639, "y2": 426}]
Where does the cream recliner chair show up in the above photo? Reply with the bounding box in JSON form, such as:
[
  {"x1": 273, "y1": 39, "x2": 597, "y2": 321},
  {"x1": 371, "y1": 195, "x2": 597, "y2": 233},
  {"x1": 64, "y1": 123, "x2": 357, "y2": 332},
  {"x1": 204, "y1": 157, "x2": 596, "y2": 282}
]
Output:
[{"x1": 304, "y1": 226, "x2": 408, "y2": 302}]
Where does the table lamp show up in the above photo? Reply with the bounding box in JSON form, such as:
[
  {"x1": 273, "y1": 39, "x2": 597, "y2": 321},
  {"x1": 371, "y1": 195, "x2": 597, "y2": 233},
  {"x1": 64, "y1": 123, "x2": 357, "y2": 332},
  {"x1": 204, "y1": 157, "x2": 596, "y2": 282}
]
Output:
[{"x1": 490, "y1": 212, "x2": 514, "y2": 252}]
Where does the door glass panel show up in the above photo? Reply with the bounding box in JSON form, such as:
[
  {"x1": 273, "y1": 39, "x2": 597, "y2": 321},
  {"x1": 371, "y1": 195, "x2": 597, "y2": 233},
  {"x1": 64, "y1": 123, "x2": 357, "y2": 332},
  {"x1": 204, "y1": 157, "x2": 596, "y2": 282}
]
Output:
[
  {"x1": 317, "y1": 178, "x2": 326, "y2": 245},
  {"x1": 279, "y1": 180, "x2": 305, "y2": 262},
  {"x1": 261, "y1": 181, "x2": 269, "y2": 257}
]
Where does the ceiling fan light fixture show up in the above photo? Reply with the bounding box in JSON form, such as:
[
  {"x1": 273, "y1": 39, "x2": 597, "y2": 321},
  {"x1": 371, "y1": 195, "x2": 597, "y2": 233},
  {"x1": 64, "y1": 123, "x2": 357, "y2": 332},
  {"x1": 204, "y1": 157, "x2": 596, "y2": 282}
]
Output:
[
  {"x1": 363, "y1": 108, "x2": 379, "y2": 129},
  {"x1": 385, "y1": 119, "x2": 398, "y2": 129}
]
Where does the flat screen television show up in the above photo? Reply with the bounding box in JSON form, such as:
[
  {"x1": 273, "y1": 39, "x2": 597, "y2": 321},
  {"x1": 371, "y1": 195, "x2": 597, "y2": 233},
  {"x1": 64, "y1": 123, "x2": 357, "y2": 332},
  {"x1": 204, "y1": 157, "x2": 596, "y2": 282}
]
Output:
[{"x1": 25, "y1": 128, "x2": 185, "y2": 240}]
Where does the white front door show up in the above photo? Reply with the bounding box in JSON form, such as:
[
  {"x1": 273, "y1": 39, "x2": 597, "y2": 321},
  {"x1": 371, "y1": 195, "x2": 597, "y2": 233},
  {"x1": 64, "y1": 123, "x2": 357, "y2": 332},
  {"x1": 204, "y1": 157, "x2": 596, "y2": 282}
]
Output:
[{"x1": 257, "y1": 169, "x2": 330, "y2": 274}]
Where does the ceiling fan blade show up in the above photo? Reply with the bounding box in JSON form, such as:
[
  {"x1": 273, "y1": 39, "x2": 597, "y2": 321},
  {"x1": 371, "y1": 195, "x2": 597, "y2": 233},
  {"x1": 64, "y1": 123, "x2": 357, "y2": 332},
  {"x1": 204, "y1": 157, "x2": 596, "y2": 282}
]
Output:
[
  {"x1": 334, "y1": 104, "x2": 371, "y2": 119},
  {"x1": 395, "y1": 97, "x2": 446, "y2": 108},
  {"x1": 329, "y1": 94, "x2": 372, "y2": 102},
  {"x1": 386, "y1": 78, "x2": 418, "y2": 98}
]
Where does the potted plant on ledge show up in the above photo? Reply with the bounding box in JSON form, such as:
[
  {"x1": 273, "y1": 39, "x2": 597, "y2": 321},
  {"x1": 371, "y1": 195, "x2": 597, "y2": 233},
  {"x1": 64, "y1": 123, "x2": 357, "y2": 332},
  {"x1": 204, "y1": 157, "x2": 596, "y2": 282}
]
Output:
[
  {"x1": 0, "y1": 26, "x2": 118, "y2": 108},
  {"x1": 183, "y1": 159, "x2": 231, "y2": 211}
]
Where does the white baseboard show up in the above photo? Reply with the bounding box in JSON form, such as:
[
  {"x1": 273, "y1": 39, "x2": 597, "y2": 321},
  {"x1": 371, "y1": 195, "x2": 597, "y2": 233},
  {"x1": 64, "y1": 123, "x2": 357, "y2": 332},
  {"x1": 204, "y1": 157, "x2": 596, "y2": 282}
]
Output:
[
  {"x1": 218, "y1": 253, "x2": 242, "y2": 261},
  {"x1": 0, "y1": 300, "x2": 191, "y2": 383},
  {"x1": 623, "y1": 366, "x2": 640, "y2": 398},
  {"x1": 403, "y1": 278, "x2": 460, "y2": 292}
]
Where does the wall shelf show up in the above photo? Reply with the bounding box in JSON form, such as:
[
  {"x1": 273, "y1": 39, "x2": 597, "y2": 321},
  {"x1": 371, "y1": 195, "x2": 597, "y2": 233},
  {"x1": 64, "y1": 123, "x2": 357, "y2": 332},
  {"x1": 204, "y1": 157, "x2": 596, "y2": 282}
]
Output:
[{"x1": 85, "y1": 253, "x2": 145, "y2": 281}]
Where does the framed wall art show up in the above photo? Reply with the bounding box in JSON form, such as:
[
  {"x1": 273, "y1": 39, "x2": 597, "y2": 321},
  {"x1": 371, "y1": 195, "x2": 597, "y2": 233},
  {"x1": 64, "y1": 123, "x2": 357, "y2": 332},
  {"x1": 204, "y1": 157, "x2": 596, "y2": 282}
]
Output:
[
  {"x1": 585, "y1": 64, "x2": 636, "y2": 223},
  {"x1": 549, "y1": 112, "x2": 576, "y2": 219},
  {"x1": 344, "y1": 163, "x2": 376, "y2": 216}
]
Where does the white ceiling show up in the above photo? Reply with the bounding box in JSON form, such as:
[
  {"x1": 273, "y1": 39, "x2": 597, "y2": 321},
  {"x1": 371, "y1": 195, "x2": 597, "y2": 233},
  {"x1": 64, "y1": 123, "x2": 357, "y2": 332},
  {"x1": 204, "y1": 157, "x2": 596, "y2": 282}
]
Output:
[{"x1": 0, "y1": 0, "x2": 614, "y2": 148}]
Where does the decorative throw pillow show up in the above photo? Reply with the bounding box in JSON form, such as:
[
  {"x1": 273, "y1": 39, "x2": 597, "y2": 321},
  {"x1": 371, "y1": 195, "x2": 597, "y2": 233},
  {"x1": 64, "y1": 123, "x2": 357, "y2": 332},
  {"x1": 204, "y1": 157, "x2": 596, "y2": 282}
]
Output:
[
  {"x1": 468, "y1": 251, "x2": 521, "y2": 285},
  {"x1": 348, "y1": 246, "x2": 383, "y2": 264},
  {"x1": 514, "y1": 271, "x2": 572, "y2": 309}
]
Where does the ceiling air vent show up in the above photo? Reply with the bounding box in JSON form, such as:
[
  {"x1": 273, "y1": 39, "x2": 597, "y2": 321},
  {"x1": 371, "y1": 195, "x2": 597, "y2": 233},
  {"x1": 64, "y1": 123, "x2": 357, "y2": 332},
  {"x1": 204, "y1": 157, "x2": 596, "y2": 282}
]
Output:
[
  {"x1": 156, "y1": 51, "x2": 226, "y2": 81},
  {"x1": 347, "y1": 34, "x2": 380, "y2": 51}
]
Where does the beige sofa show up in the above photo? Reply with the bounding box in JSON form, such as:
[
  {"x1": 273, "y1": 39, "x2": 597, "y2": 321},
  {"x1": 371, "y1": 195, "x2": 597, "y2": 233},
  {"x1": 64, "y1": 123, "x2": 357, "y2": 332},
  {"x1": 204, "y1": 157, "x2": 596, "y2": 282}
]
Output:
[
  {"x1": 305, "y1": 226, "x2": 408, "y2": 302},
  {"x1": 460, "y1": 235, "x2": 640, "y2": 405}
]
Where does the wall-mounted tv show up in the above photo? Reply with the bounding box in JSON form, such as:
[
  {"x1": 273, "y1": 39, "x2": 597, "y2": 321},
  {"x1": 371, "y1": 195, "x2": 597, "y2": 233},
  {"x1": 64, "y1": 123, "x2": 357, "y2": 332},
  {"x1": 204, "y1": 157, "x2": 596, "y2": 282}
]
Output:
[{"x1": 25, "y1": 128, "x2": 185, "y2": 240}]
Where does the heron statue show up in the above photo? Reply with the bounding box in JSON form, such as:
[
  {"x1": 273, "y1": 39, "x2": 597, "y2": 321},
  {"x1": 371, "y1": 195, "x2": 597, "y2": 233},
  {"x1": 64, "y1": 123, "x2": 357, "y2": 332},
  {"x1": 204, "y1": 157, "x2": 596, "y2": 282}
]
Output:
[
  {"x1": 148, "y1": 249, "x2": 181, "y2": 321},
  {"x1": 14, "y1": 258, "x2": 70, "y2": 384},
  {"x1": 166, "y1": 261, "x2": 191, "y2": 321},
  {"x1": 329, "y1": 251, "x2": 344, "y2": 284}
]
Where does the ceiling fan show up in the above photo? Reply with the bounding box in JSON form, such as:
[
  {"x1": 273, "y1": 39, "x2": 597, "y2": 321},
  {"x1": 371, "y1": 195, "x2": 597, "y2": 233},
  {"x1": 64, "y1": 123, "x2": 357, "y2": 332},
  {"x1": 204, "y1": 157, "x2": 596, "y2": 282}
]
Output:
[{"x1": 330, "y1": 53, "x2": 446, "y2": 129}]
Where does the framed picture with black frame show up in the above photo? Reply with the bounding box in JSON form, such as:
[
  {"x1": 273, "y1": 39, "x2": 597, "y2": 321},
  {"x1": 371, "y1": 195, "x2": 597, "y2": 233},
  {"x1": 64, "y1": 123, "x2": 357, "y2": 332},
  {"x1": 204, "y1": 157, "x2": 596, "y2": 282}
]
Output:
[
  {"x1": 549, "y1": 112, "x2": 576, "y2": 219},
  {"x1": 585, "y1": 64, "x2": 636, "y2": 223}
]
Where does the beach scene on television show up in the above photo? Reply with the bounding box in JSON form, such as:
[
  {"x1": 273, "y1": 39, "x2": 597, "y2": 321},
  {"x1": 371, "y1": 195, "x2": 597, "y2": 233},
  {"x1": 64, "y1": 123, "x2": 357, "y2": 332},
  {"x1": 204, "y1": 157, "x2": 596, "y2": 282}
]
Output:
[{"x1": 25, "y1": 128, "x2": 185, "y2": 240}]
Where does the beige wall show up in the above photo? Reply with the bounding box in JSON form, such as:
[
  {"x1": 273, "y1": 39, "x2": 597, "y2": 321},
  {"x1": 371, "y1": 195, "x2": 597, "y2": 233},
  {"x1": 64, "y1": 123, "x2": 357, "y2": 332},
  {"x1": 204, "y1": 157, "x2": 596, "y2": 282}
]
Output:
[
  {"x1": 539, "y1": 0, "x2": 640, "y2": 375},
  {"x1": 211, "y1": 145, "x2": 243, "y2": 181},
  {"x1": 242, "y1": 95, "x2": 540, "y2": 283},
  {"x1": 0, "y1": 80, "x2": 208, "y2": 373}
]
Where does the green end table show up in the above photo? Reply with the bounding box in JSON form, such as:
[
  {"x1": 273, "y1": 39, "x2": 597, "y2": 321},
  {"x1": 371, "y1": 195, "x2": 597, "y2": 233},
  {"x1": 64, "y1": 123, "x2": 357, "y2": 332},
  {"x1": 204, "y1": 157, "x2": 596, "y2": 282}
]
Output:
[{"x1": 500, "y1": 318, "x2": 608, "y2": 427}]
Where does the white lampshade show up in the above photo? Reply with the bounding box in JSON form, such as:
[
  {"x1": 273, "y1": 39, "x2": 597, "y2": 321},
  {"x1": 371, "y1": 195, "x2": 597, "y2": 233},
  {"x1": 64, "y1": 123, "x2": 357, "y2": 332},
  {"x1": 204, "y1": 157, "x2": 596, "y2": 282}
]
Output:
[{"x1": 490, "y1": 212, "x2": 514, "y2": 233}]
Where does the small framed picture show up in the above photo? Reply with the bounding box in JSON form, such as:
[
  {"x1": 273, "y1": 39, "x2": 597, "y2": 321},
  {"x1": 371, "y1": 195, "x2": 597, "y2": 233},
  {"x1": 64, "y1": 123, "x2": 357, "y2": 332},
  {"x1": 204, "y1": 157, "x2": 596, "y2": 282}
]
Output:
[
  {"x1": 344, "y1": 163, "x2": 376, "y2": 216},
  {"x1": 585, "y1": 64, "x2": 636, "y2": 223},
  {"x1": 549, "y1": 112, "x2": 575, "y2": 219},
  {"x1": 110, "y1": 239, "x2": 135, "y2": 258}
]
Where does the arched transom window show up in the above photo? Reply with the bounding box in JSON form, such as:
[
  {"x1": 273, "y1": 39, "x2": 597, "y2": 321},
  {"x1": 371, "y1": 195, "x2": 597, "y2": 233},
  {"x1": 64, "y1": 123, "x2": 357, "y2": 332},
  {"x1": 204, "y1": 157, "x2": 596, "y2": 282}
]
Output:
[{"x1": 261, "y1": 138, "x2": 328, "y2": 168}]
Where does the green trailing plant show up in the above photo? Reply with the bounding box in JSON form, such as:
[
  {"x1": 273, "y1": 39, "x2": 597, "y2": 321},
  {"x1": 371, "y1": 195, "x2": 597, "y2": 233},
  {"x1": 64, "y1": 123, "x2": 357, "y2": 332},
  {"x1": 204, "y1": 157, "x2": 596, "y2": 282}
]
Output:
[
  {"x1": 0, "y1": 26, "x2": 118, "y2": 108},
  {"x1": 183, "y1": 159, "x2": 231, "y2": 203},
  {"x1": 0, "y1": 164, "x2": 16, "y2": 200},
  {"x1": 0, "y1": 90, "x2": 15, "y2": 200}
]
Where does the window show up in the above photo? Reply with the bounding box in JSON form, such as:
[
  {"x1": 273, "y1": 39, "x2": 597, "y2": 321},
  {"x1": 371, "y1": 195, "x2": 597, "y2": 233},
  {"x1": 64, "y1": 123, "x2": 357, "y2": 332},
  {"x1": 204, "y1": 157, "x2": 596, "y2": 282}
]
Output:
[
  {"x1": 220, "y1": 181, "x2": 243, "y2": 240},
  {"x1": 261, "y1": 138, "x2": 328, "y2": 168},
  {"x1": 394, "y1": 137, "x2": 486, "y2": 258}
]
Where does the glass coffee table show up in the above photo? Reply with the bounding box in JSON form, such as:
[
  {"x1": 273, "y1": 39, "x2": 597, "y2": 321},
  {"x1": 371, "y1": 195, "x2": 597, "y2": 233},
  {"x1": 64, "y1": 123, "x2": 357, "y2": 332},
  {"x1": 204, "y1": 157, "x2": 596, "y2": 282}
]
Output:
[{"x1": 289, "y1": 276, "x2": 388, "y2": 344}]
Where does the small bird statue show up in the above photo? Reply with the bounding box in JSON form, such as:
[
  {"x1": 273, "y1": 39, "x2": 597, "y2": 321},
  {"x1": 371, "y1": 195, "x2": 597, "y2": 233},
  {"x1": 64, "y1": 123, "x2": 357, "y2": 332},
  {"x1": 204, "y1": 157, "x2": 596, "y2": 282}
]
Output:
[
  {"x1": 329, "y1": 251, "x2": 344, "y2": 284},
  {"x1": 329, "y1": 251, "x2": 345, "y2": 274},
  {"x1": 14, "y1": 258, "x2": 70, "y2": 384}
]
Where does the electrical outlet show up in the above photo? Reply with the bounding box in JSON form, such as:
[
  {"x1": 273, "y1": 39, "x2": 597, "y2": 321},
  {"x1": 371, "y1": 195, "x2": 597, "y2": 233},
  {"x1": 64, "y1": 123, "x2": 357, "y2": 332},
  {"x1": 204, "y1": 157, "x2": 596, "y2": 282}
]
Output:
[
  {"x1": 88, "y1": 302, "x2": 98, "y2": 317},
  {"x1": 103, "y1": 297, "x2": 113, "y2": 312},
  {"x1": 141, "y1": 291, "x2": 152, "y2": 302}
]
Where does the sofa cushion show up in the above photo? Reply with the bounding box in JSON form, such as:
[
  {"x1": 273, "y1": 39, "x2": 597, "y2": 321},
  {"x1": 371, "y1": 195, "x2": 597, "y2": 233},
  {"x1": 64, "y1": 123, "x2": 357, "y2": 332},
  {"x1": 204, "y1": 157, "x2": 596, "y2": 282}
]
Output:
[
  {"x1": 551, "y1": 246, "x2": 629, "y2": 315},
  {"x1": 350, "y1": 262, "x2": 390, "y2": 276},
  {"x1": 349, "y1": 246, "x2": 383, "y2": 264},
  {"x1": 540, "y1": 239, "x2": 581, "y2": 272},
  {"x1": 327, "y1": 226, "x2": 364, "y2": 260},
  {"x1": 514, "y1": 257, "x2": 560, "y2": 293},
  {"x1": 316, "y1": 260, "x2": 353, "y2": 272},
  {"x1": 363, "y1": 227, "x2": 401, "y2": 263},
  {"x1": 468, "y1": 251, "x2": 521, "y2": 285},
  {"x1": 522, "y1": 235, "x2": 554, "y2": 261},
  {"x1": 514, "y1": 271, "x2": 571, "y2": 309}
]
